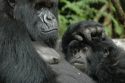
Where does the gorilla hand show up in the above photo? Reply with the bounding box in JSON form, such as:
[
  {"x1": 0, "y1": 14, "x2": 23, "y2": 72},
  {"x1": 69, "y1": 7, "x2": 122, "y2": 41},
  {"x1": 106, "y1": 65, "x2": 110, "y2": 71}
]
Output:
[
  {"x1": 62, "y1": 20, "x2": 106, "y2": 54},
  {"x1": 33, "y1": 42, "x2": 61, "y2": 64},
  {"x1": 71, "y1": 21, "x2": 106, "y2": 42},
  {"x1": 62, "y1": 20, "x2": 107, "y2": 72}
]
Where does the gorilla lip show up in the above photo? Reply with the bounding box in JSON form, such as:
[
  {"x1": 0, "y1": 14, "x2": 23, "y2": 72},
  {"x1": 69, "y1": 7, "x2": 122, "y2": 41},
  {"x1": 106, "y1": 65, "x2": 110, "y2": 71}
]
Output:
[
  {"x1": 71, "y1": 60, "x2": 85, "y2": 64},
  {"x1": 41, "y1": 29, "x2": 58, "y2": 33}
]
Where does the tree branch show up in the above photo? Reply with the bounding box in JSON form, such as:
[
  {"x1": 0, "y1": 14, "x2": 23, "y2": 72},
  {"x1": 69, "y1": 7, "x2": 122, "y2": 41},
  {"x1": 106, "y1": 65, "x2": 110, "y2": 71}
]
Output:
[{"x1": 111, "y1": 0, "x2": 125, "y2": 26}]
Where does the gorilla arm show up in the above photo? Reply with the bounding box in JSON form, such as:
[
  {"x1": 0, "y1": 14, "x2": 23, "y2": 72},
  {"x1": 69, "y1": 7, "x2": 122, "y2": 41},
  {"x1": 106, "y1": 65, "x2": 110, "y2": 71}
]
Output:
[
  {"x1": 33, "y1": 42, "x2": 95, "y2": 83},
  {"x1": 51, "y1": 60, "x2": 96, "y2": 83},
  {"x1": 32, "y1": 41, "x2": 61, "y2": 64}
]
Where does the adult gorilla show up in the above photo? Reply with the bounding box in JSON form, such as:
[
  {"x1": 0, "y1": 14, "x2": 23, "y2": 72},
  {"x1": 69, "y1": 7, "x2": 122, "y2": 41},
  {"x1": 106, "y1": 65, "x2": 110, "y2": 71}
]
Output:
[
  {"x1": 0, "y1": 0, "x2": 58, "y2": 83},
  {"x1": 0, "y1": 0, "x2": 95, "y2": 83}
]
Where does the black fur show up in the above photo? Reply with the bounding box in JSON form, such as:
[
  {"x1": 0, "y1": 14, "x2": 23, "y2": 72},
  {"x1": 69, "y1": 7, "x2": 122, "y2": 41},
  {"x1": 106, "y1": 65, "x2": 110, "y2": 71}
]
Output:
[
  {"x1": 0, "y1": 0, "x2": 58, "y2": 83},
  {"x1": 13, "y1": 0, "x2": 58, "y2": 47},
  {"x1": 62, "y1": 20, "x2": 103, "y2": 54},
  {"x1": 62, "y1": 21, "x2": 104, "y2": 72},
  {"x1": 62, "y1": 21, "x2": 125, "y2": 83},
  {"x1": 86, "y1": 38, "x2": 125, "y2": 83}
]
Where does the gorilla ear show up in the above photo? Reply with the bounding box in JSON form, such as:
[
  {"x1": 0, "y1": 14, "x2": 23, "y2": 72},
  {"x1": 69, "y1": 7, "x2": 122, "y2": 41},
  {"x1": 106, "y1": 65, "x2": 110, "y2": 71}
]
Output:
[{"x1": 8, "y1": 0, "x2": 16, "y2": 8}]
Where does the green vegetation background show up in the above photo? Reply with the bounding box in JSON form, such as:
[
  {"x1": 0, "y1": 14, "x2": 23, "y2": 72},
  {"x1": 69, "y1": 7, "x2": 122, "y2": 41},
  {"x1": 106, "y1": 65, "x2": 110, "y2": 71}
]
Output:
[{"x1": 59, "y1": 0, "x2": 125, "y2": 38}]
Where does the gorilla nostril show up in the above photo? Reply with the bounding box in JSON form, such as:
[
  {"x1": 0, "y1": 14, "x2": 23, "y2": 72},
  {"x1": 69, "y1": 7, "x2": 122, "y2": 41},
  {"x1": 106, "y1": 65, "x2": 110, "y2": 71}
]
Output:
[
  {"x1": 46, "y1": 15, "x2": 52, "y2": 20},
  {"x1": 44, "y1": 14, "x2": 53, "y2": 23},
  {"x1": 46, "y1": 15, "x2": 56, "y2": 21}
]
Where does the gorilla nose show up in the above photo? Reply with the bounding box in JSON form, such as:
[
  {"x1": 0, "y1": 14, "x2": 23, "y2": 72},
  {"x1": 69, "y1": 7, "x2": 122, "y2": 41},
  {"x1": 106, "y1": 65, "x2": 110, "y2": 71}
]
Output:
[
  {"x1": 46, "y1": 15, "x2": 54, "y2": 21},
  {"x1": 44, "y1": 13, "x2": 56, "y2": 23}
]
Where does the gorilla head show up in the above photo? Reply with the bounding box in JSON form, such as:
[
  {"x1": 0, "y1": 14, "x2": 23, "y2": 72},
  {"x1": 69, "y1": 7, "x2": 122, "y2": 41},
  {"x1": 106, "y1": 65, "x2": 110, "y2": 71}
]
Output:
[
  {"x1": 62, "y1": 21, "x2": 105, "y2": 72},
  {"x1": 0, "y1": 0, "x2": 58, "y2": 47}
]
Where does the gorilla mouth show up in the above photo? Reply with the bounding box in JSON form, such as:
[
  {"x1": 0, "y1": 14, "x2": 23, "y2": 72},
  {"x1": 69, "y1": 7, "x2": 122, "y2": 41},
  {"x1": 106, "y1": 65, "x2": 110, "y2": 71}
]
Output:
[
  {"x1": 42, "y1": 29, "x2": 58, "y2": 33},
  {"x1": 72, "y1": 60, "x2": 85, "y2": 65},
  {"x1": 34, "y1": 21, "x2": 58, "y2": 33},
  {"x1": 36, "y1": 22, "x2": 58, "y2": 33}
]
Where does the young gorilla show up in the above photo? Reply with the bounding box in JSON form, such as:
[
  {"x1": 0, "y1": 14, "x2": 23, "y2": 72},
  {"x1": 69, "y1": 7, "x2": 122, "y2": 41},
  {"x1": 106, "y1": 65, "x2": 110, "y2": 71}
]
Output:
[
  {"x1": 62, "y1": 21, "x2": 105, "y2": 72},
  {"x1": 62, "y1": 21, "x2": 125, "y2": 83}
]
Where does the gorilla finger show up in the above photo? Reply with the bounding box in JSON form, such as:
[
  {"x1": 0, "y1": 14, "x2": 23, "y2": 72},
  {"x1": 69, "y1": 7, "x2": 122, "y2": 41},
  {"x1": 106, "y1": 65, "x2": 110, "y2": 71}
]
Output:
[
  {"x1": 89, "y1": 27, "x2": 96, "y2": 34},
  {"x1": 83, "y1": 29, "x2": 92, "y2": 41},
  {"x1": 103, "y1": 48, "x2": 109, "y2": 58},
  {"x1": 74, "y1": 34, "x2": 83, "y2": 41},
  {"x1": 96, "y1": 26, "x2": 104, "y2": 34},
  {"x1": 102, "y1": 32, "x2": 106, "y2": 39},
  {"x1": 69, "y1": 40, "x2": 79, "y2": 48}
]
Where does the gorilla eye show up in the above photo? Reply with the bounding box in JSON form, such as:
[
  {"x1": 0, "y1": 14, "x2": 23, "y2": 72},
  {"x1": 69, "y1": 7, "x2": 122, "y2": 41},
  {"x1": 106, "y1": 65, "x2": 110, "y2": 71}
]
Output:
[
  {"x1": 34, "y1": 3, "x2": 44, "y2": 10},
  {"x1": 8, "y1": 0, "x2": 16, "y2": 8}
]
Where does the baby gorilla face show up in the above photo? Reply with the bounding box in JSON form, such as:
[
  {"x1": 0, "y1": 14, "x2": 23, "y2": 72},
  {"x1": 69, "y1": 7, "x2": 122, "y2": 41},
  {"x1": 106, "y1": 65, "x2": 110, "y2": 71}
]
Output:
[
  {"x1": 66, "y1": 44, "x2": 90, "y2": 72},
  {"x1": 69, "y1": 50, "x2": 87, "y2": 72}
]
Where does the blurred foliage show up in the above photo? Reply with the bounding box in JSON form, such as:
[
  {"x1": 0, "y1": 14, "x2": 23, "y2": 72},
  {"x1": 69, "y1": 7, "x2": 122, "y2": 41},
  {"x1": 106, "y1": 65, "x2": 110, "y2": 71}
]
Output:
[{"x1": 59, "y1": 0, "x2": 125, "y2": 38}]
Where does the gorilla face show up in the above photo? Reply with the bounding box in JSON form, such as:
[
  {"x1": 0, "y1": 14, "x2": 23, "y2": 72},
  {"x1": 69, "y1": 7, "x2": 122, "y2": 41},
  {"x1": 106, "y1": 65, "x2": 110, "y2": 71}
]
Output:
[
  {"x1": 65, "y1": 40, "x2": 89, "y2": 72},
  {"x1": 9, "y1": 0, "x2": 58, "y2": 47},
  {"x1": 68, "y1": 49, "x2": 88, "y2": 72}
]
